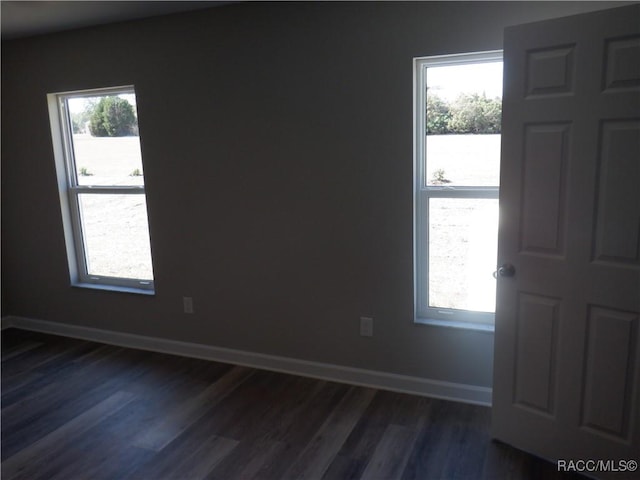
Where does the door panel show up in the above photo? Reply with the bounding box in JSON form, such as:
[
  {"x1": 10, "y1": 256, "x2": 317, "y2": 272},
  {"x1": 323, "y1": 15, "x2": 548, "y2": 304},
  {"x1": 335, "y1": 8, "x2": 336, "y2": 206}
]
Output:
[
  {"x1": 525, "y1": 45, "x2": 575, "y2": 97},
  {"x1": 520, "y1": 123, "x2": 570, "y2": 255},
  {"x1": 594, "y1": 121, "x2": 640, "y2": 265},
  {"x1": 604, "y1": 37, "x2": 640, "y2": 91},
  {"x1": 514, "y1": 293, "x2": 560, "y2": 415},
  {"x1": 582, "y1": 307, "x2": 637, "y2": 441},
  {"x1": 493, "y1": 5, "x2": 640, "y2": 473}
]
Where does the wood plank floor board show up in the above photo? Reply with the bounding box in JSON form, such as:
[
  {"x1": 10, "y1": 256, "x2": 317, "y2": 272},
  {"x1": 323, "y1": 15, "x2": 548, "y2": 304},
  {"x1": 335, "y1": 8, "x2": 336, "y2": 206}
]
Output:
[
  {"x1": 27, "y1": 429, "x2": 154, "y2": 480},
  {"x1": 401, "y1": 401, "x2": 491, "y2": 479},
  {"x1": 322, "y1": 391, "x2": 429, "y2": 480},
  {"x1": 211, "y1": 371, "x2": 334, "y2": 446},
  {"x1": 238, "y1": 442, "x2": 303, "y2": 480},
  {"x1": 120, "y1": 394, "x2": 244, "y2": 480},
  {"x1": 268, "y1": 380, "x2": 350, "y2": 447},
  {"x1": 154, "y1": 376, "x2": 347, "y2": 480},
  {"x1": 283, "y1": 386, "x2": 377, "y2": 479},
  {"x1": 243, "y1": 377, "x2": 332, "y2": 446},
  {"x1": 208, "y1": 439, "x2": 291, "y2": 480},
  {"x1": 177, "y1": 372, "x2": 344, "y2": 453},
  {"x1": 1, "y1": 390, "x2": 137, "y2": 480},
  {"x1": 1, "y1": 344, "x2": 128, "y2": 422},
  {"x1": 89, "y1": 385, "x2": 205, "y2": 445},
  {"x1": 402, "y1": 405, "x2": 454, "y2": 479},
  {"x1": 51, "y1": 388, "x2": 215, "y2": 479},
  {"x1": 205, "y1": 370, "x2": 298, "y2": 441},
  {"x1": 54, "y1": 443, "x2": 154, "y2": 480},
  {"x1": 1, "y1": 330, "x2": 43, "y2": 357},
  {"x1": 119, "y1": 398, "x2": 247, "y2": 479},
  {"x1": 450, "y1": 427, "x2": 494, "y2": 479},
  {"x1": 1, "y1": 328, "x2": 38, "y2": 345},
  {"x1": 0, "y1": 345, "x2": 172, "y2": 457},
  {"x1": 127, "y1": 372, "x2": 301, "y2": 479},
  {"x1": 1, "y1": 332, "x2": 123, "y2": 406},
  {"x1": 84, "y1": 357, "x2": 237, "y2": 454},
  {"x1": 1, "y1": 329, "x2": 587, "y2": 480},
  {"x1": 480, "y1": 441, "x2": 587, "y2": 480},
  {"x1": 34, "y1": 391, "x2": 191, "y2": 480},
  {"x1": 331, "y1": 389, "x2": 426, "y2": 468},
  {"x1": 427, "y1": 426, "x2": 490, "y2": 479},
  {"x1": 131, "y1": 365, "x2": 254, "y2": 451},
  {"x1": 233, "y1": 375, "x2": 326, "y2": 443},
  {"x1": 133, "y1": 433, "x2": 239, "y2": 480},
  {"x1": 208, "y1": 377, "x2": 347, "y2": 480},
  {"x1": 121, "y1": 353, "x2": 234, "y2": 405},
  {"x1": 1, "y1": 347, "x2": 154, "y2": 459},
  {"x1": 207, "y1": 377, "x2": 338, "y2": 480},
  {"x1": 0, "y1": 343, "x2": 120, "y2": 410},
  {"x1": 1, "y1": 334, "x2": 95, "y2": 380},
  {"x1": 1, "y1": 341, "x2": 45, "y2": 362},
  {"x1": 1, "y1": 339, "x2": 94, "y2": 395},
  {"x1": 159, "y1": 369, "x2": 268, "y2": 442},
  {"x1": 176, "y1": 435, "x2": 239, "y2": 480},
  {"x1": 381, "y1": 390, "x2": 432, "y2": 429},
  {"x1": 321, "y1": 453, "x2": 366, "y2": 480},
  {"x1": 360, "y1": 424, "x2": 420, "y2": 479},
  {"x1": 0, "y1": 371, "x2": 45, "y2": 400}
]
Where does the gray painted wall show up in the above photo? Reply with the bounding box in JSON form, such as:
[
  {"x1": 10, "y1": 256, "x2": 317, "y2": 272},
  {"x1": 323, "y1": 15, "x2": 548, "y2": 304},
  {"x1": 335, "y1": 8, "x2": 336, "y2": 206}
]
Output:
[{"x1": 1, "y1": 1, "x2": 623, "y2": 388}]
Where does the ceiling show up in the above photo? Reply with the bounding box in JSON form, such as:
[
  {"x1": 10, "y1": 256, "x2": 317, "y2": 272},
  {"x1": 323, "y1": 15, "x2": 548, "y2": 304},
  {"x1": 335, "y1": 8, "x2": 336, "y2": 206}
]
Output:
[{"x1": 1, "y1": 1, "x2": 233, "y2": 40}]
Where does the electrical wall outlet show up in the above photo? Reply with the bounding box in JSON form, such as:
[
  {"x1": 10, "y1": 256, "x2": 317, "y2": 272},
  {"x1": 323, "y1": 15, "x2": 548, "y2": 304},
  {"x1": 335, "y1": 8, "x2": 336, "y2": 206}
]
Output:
[
  {"x1": 360, "y1": 316, "x2": 373, "y2": 337},
  {"x1": 183, "y1": 296, "x2": 194, "y2": 314}
]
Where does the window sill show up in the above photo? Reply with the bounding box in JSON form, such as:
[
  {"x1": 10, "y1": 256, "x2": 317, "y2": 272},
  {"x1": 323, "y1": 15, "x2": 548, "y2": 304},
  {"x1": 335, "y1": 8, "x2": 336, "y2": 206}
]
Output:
[
  {"x1": 415, "y1": 317, "x2": 494, "y2": 333},
  {"x1": 72, "y1": 283, "x2": 155, "y2": 296}
]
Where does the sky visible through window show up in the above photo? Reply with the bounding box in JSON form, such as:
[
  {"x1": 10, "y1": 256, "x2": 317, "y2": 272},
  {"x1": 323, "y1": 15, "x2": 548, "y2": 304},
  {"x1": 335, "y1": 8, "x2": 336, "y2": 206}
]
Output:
[
  {"x1": 68, "y1": 93, "x2": 137, "y2": 114},
  {"x1": 427, "y1": 62, "x2": 503, "y2": 100}
]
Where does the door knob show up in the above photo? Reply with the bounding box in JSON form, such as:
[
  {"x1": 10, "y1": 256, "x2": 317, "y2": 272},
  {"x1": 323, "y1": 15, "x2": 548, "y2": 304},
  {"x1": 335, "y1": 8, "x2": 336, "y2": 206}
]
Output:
[{"x1": 493, "y1": 263, "x2": 516, "y2": 278}]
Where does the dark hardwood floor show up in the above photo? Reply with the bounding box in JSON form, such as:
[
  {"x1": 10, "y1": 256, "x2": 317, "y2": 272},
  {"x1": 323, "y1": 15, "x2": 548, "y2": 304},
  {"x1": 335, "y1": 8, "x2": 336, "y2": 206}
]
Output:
[{"x1": 1, "y1": 328, "x2": 584, "y2": 480}]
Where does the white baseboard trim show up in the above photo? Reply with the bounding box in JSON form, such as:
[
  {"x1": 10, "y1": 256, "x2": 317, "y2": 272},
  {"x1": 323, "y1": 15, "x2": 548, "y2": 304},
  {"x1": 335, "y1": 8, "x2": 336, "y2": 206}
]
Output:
[{"x1": 1, "y1": 315, "x2": 492, "y2": 406}]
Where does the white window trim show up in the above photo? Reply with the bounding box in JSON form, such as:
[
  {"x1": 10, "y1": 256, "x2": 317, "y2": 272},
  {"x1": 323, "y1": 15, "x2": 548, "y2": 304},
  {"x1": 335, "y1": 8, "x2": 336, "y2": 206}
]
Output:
[
  {"x1": 48, "y1": 86, "x2": 155, "y2": 294},
  {"x1": 413, "y1": 51, "x2": 502, "y2": 328}
]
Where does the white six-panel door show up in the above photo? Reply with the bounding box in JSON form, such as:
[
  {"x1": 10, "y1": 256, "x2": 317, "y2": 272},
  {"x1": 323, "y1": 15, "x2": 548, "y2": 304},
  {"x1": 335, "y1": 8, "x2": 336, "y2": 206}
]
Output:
[{"x1": 492, "y1": 5, "x2": 640, "y2": 476}]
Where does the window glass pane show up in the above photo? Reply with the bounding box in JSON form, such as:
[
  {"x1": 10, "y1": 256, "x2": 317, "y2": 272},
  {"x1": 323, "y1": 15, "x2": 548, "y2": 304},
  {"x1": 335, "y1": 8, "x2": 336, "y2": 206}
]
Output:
[
  {"x1": 426, "y1": 135, "x2": 501, "y2": 187},
  {"x1": 425, "y1": 62, "x2": 502, "y2": 187},
  {"x1": 428, "y1": 198, "x2": 498, "y2": 313},
  {"x1": 68, "y1": 95, "x2": 144, "y2": 186},
  {"x1": 78, "y1": 194, "x2": 153, "y2": 281}
]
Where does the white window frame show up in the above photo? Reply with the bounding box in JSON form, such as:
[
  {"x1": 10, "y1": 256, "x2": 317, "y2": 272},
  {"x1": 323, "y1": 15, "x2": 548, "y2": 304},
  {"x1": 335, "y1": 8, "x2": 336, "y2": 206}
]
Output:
[
  {"x1": 48, "y1": 86, "x2": 155, "y2": 294},
  {"x1": 414, "y1": 51, "x2": 502, "y2": 327}
]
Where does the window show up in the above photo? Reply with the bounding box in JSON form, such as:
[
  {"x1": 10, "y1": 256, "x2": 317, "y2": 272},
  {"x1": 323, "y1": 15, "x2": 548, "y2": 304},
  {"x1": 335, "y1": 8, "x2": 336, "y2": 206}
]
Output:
[
  {"x1": 48, "y1": 86, "x2": 155, "y2": 293},
  {"x1": 414, "y1": 51, "x2": 503, "y2": 325}
]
